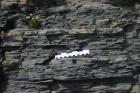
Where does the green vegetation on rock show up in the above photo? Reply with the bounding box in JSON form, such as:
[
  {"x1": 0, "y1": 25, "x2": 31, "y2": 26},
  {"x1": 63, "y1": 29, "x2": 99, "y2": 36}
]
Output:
[{"x1": 25, "y1": 14, "x2": 41, "y2": 29}]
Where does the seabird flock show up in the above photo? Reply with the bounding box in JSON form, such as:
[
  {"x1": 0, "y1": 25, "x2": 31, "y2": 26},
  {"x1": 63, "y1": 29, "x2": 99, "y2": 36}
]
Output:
[{"x1": 55, "y1": 50, "x2": 90, "y2": 59}]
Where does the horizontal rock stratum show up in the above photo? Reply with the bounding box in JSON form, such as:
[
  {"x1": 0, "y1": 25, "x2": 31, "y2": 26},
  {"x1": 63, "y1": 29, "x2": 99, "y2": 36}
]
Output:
[{"x1": 0, "y1": 0, "x2": 140, "y2": 93}]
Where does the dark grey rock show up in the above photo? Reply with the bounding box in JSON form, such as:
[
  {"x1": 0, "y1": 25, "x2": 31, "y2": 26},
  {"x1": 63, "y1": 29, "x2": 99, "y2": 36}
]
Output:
[{"x1": 0, "y1": 0, "x2": 140, "y2": 93}]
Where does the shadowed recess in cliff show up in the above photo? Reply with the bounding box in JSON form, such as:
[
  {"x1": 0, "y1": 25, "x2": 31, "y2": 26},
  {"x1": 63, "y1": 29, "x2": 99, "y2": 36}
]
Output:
[
  {"x1": 108, "y1": 0, "x2": 140, "y2": 6},
  {"x1": 27, "y1": 0, "x2": 67, "y2": 8},
  {"x1": 0, "y1": 67, "x2": 8, "y2": 93},
  {"x1": 26, "y1": 0, "x2": 69, "y2": 16}
]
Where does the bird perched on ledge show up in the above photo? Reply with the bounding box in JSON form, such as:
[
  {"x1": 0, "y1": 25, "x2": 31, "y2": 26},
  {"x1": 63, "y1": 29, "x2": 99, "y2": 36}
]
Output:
[{"x1": 55, "y1": 50, "x2": 90, "y2": 59}]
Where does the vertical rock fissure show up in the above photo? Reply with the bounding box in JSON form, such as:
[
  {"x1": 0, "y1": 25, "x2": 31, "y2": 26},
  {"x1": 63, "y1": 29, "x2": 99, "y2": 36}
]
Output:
[{"x1": 0, "y1": 30, "x2": 8, "y2": 93}]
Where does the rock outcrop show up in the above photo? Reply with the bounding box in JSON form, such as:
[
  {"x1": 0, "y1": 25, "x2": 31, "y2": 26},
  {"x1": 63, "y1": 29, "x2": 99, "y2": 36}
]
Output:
[
  {"x1": 1, "y1": 0, "x2": 27, "y2": 8},
  {"x1": 0, "y1": 0, "x2": 140, "y2": 93}
]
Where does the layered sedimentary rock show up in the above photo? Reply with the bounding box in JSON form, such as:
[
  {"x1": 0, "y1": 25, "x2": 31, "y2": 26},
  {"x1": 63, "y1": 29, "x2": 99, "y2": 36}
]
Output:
[
  {"x1": 0, "y1": 0, "x2": 140, "y2": 93},
  {"x1": 1, "y1": 0, "x2": 27, "y2": 8}
]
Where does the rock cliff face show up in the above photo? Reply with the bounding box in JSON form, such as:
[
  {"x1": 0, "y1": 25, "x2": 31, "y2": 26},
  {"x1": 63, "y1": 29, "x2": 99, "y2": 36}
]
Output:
[{"x1": 0, "y1": 0, "x2": 140, "y2": 93}]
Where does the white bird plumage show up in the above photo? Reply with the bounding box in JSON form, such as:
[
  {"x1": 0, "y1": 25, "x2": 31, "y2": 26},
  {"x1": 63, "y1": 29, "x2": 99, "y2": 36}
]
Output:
[{"x1": 55, "y1": 50, "x2": 90, "y2": 59}]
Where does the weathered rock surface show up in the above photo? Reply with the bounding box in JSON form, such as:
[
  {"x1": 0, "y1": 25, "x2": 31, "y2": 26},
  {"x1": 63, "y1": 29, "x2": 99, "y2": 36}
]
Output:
[
  {"x1": 1, "y1": 0, "x2": 27, "y2": 8},
  {"x1": 0, "y1": 0, "x2": 140, "y2": 93}
]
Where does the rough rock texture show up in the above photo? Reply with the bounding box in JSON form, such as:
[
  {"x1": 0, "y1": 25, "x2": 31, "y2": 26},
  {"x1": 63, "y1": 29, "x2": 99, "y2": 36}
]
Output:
[
  {"x1": 1, "y1": 0, "x2": 27, "y2": 8},
  {"x1": 1, "y1": 0, "x2": 140, "y2": 93}
]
